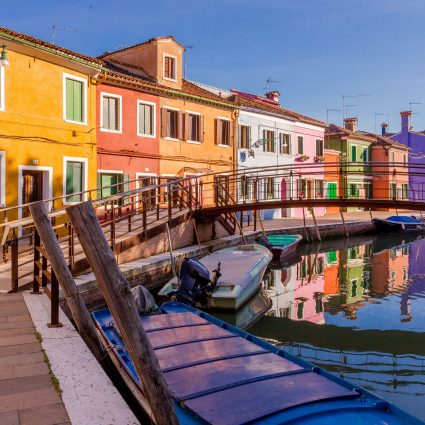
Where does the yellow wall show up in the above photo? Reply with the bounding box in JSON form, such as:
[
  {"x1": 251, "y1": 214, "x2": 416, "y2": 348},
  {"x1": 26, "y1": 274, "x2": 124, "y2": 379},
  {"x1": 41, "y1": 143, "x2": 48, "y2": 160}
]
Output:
[{"x1": 0, "y1": 48, "x2": 99, "y2": 216}]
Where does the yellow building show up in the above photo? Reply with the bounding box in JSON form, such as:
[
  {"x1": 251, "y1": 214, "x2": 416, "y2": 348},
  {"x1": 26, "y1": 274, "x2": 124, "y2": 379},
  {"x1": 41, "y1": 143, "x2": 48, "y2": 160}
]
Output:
[{"x1": 0, "y1": 27, "x2": 103, "y2": 219}]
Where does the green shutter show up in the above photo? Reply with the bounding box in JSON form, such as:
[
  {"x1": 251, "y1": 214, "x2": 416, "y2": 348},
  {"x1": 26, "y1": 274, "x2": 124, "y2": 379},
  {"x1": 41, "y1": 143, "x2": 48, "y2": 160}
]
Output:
[
  {"x1": 328, "y1": 182, "x2": 337, "y2": 199},
  {"x1": 327, "y1": 250, "x2": 337, "y2": 263},
  {"x1": 66, "y1": 78, "x2": 83, "y2": 122},
  {"x1": 351, "y1": 145, "x2": 357, "y2": 161},
  {"x1": 66, "y1": 79, "x2": 74, "y2": 121},
  {"x1": 66, "y1": 161, "x2": 83, "y2": 202}
]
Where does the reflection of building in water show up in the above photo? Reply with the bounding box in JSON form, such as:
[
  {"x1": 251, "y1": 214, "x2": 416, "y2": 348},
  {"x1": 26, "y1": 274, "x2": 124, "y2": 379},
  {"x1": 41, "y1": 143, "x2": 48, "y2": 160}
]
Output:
[
  {"x1": 371, "y1": 246, "x2": 409, "y2": 296},
  {"x1": 325, "y1": 245, "x2": 372, "y2": 320},
  {"x1": 264, "y1": 253, "x2": 326, "y2": 324},
  {"x1": 324, "y1": 250, "x2": 339, "y2": 296}
]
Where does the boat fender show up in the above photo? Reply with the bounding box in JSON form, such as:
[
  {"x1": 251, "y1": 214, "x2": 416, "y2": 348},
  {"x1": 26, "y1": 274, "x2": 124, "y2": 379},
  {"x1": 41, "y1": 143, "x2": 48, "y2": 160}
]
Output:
[{"x1": 131, "y1": 285, "x2": 160, "y2": 315}]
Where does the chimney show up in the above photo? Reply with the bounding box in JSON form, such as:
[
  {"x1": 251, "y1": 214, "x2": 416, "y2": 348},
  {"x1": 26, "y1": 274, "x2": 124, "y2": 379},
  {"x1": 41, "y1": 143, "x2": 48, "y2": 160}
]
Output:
[
  {"x1": 400, "y1": 111, "x2": 411, "y2": 133},
  {"x1": 344, "y1": 117, "x2": 357, "y2": 132},
  {"x1": 265, "y1": 90, "x2": 280, "y2": 104},
  {"x1": 381, "y1": 122, "x2": 388, "y2": 136}
]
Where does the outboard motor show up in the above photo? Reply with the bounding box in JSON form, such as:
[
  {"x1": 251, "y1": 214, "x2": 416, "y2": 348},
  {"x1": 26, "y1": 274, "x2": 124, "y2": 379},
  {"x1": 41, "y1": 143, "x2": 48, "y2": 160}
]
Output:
[
  {"x1": 255, "y1": 235, "x2": 273, "y2": 250},
  {"x1": 170, "y1": 257, "x2": 214, "y2": 307}
]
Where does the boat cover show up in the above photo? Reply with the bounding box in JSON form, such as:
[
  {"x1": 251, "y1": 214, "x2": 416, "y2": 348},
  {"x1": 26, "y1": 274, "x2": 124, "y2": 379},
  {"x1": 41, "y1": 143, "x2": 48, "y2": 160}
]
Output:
[
  {"x1": 267, "y1": 234, "x2": 301, "y2": 246},
  {"x1": 386, "y1": 216, "x2": 422, "y2": 223},
  {"x1": 92, "y1": 306, "x2": 420, "y2": 424}
]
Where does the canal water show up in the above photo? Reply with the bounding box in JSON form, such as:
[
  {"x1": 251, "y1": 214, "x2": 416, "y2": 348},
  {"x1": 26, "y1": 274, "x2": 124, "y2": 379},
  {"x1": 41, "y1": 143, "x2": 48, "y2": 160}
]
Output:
[{"x1": 213, "y1": 233, "x2": 425, "y2": 421}]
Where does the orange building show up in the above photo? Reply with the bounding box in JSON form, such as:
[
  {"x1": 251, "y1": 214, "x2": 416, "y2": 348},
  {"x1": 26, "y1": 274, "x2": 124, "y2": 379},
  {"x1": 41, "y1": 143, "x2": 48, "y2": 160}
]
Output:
[
  {"x1": 100, "y1": 37, "x2": 237, "y2": 206},
  {"x1": 323, "y1": 149, "x2": 340, "y2": 213},
  {"x1": 371, "y1": 137, "x2": 409, "y2": 204}
]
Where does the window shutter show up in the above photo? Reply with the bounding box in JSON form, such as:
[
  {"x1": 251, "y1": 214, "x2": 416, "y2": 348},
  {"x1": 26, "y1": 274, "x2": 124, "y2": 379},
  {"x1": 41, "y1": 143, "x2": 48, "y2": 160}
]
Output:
[
  {"x1": 66, "y1": 79, "x2": 74, "y2": 121},
  {"x1": 161, "y1": 108, "x2": 168, "y2": 137},
  {"x1": 178, "y1": 111, "x2": 184, "y2": 140},
  {"x1": 102, "y1": 97, "x2": 109, "y2": 129},
  {"x1": 229, "y1": 121, "x2": 233, "y2": 147},
  {"x1": 216, "y1": 119, "x2": 222, "y2": 145},
  {"x1": 200, "y1": 115, "x2": 205, "y2": 143},
  {"x1": 73, "y1": 80, "x2": 83, "y2": 122},
  {"x1": 184, "y1": 113, "x2": 189, "y2": 141}
]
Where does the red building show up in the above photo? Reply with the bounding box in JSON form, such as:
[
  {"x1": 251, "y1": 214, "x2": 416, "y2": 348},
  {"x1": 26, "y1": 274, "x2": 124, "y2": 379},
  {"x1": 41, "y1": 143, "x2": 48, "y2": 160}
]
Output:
[{"x1": 96, "y1": 79, "x2": 160, "y2": 196}]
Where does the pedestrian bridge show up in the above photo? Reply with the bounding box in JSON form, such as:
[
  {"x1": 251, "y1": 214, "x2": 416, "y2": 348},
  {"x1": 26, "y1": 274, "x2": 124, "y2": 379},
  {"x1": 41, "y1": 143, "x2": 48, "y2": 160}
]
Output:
[{"x1": 1, "y1": 162, "x2": 424, "y2": 292}]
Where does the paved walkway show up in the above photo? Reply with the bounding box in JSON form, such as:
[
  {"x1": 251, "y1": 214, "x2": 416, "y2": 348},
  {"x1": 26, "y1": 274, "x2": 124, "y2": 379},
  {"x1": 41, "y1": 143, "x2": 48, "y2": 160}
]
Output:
[{"x1": 0, "y1": 293, "x2": 70, "y2": 425}]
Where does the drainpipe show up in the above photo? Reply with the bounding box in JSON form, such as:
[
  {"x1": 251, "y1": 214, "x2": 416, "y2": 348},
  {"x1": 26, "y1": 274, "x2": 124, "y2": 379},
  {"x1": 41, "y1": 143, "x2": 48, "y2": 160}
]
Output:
[{"x1": 232, "y1": 109, "x2": 240, "y2": 175}]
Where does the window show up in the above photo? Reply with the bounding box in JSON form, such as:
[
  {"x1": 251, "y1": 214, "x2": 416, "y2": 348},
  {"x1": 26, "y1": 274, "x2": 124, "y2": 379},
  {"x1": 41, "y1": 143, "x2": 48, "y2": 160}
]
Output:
[
  {"x1": 239, "y1": 125, "x2": 251, "y2": 149},
  {"x1": 327, "y1": 250, "x2": 337, "y2": 264},
  {"x1": 279, "y1": 133, "x2": 290, "y2": 155},
  {"x1": 101, "y1": 94, "x2": 121, "y2": 132},
  {"x1": 316, "y1": 139, "x2": 323, "y2": 156},
  {"x1": 187, "y1": 113, "x2": 201, "y2": 142},
  {"x1": 391, "y1": 152, "x2": 395, "y2": 163},
  {"x1": 403, "y1": 154, "x2": 407, "y2": 167},
  {"x1": 64, "y1": 158, "x2": 87, "y2": 203},
  {"x1": 265, "y1": 177, "x2": 275, "y2": 199},
  {"x1": 297, "y1": 136, "x2": 304, "y2": 154},
  {"x1": 402, "y1": 183, "x2": 409, "y2": 199},
  {"x1": 0, "y1": 151, "x2": 5, "y2": 207},
  {"x1": 162, "y1": 108, "x2": 180, "y2": 139},
  {"x1": 239, "y1": 176, "x2": 251, "y2": 201},
  {"x1": 64, "y1": 74, "x2": 86, "y2": 124},
  {"x1": 216, "y1": 118, "x2": 231, "y2": 146},
  {"x1": 298, "y1": 178, "x2": 306, "y2": 197},
  {"x1": 98, "y1": 171, "x2": 130, "y2": 204},
  {"x1": 390, "y1": 182, "x2": 397, "y2": 199},
  {"x1": 138, "y1": 101, "x2": 155, "y2": 137},
  {"x1": 351, "y1": 145, "x2": 357, "y2": 161},
  {"x1": 315, "y1": 180, "x2": 324, "y2": 198},
  {"x1": 328, "y1": 182, "x2": 337, "y2": 199},
  {"x1": 262, "y1": 130, "x2": 275, "y2": 152},
  {"x1": 0, "y1": 66, "x2": 4, "y2": 112},
  {"x1": 348, "y1": 183, "x2": 358, "y2": 198},
  {"x1": 163, "y1": 55, "x2": 176, "y2": 80}
]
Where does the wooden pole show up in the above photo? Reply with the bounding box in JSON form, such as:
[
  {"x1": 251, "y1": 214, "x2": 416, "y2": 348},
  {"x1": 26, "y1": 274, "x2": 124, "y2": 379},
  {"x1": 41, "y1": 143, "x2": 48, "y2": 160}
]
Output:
[
  {"x1": 233, "y1": 212, "x2": 247, "y2": 244},
  {"x1": 302, "y1": 208, "x2": 310, "y2": 243},
  {"x1": 192, "y1": 218, "x2": 202, "y2": 248},
  {"x1": 166, "y1": 223, "x2": 177, "y2": 277},
  {"x1": 28, "y1": 202, "x2": 105, "y2": 362},
  {"x1": 258, "y1": 212, "x2": 267, "y2": 238},
  {"x1": 339, "y1": 208, "x2": 349, "y2": 239},
  {"x1": 369, "y1": 209, "x2": 373, "y2": 221},
  {"x1": 311, "y1": 208, "x2": 322, "y2": 243},
  {"x1": 67, "y1": 201, "x2": 178, "y2": 425}
]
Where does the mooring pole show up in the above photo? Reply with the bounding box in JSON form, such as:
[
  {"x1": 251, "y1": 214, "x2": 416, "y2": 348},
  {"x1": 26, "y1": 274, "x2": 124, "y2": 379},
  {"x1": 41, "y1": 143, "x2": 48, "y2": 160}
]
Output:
[
  {"x1": 311, "y1": 208, "x2": 322, "y2": 243},
  {"x1": 166, "y1": 223, "x2": 177, "y2": 277},
  {"x1": 192, "y1": 218, "x2": 202, "y2": 248},
  {"x1": 258, "y1": 212, "x2": 267, "y2": 238},
  {"x1": 339, "y1": 208, "x2": 349, "y2": 239},
  {"x1": 302, "y1": 208, "x2": 310, "y2": 242},
  {"x1": 29, "y1": 202, "x2": 104, "y2": 362},
  {"x1": 67, "y1": 201, "x2": 178, "y2": 425}
]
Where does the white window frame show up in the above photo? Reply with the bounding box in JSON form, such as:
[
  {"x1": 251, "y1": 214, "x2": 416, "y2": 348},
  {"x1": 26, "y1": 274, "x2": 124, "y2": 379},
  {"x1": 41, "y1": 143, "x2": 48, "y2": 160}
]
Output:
[
  {"x1": 0, "y1": 66, "x2": 5, "y2": 112},
  {"x1": 279, "y1": 132, "x2": 291, "y2": 156},
  {"x1": 100, "y1": 92, "x2": 122, "y2": 134},
  {"x1": 217, "y1": 116, "x2": 231, "y2": 147},
  {"x1": 186, "y1": 110, "x2": 202, "y2": 144},
  {"x1": 163, "y1": 53, "x2": 178, "y2": 82},
  {"x1": 0, "y1": 151, "x2": 5, "y2": 207},
  {"x1": 63, "y1": 156, "x2": 88, "y2": 205},
  {"x1": 63, "y1": 73, "x2": 88, "y2": 125},
  {"x1": 137, "y1": 100, "x2": 156, "y2": 138}
]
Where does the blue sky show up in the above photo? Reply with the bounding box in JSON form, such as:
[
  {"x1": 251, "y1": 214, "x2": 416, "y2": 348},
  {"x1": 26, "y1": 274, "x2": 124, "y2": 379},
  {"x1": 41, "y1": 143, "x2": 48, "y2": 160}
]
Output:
[{"x1": 3, "y1": 0, "x2": 425, "y2": 132}]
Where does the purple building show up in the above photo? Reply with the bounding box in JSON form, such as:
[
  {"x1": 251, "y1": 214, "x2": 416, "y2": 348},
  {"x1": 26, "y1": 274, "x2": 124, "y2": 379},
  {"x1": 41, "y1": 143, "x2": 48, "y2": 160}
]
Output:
[{"x1": 389, "y1": 111, "x2": 425, "y2": 200}]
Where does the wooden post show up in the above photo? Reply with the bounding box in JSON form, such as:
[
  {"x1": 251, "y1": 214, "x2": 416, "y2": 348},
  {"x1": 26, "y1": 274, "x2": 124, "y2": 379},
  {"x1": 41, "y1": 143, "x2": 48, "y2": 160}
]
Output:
[
  {"x1": 11, "y1": 235, "x2": 18, "y2": 292},
  {"x1": 302, "y1": 208, "x2": 310, "y2": 243},
  {"x1": 28, "y1": 202, "x2": 105, "y2": 362},
  {"x1": 311, "y1": 208, "x2": 321, "y2": 243},
  {"x1": 166, "y1": 223, "x2": 177, "y2": 277},
  {"x1": 192, "y1": 218, "x2": 202, "y2": 248},
  {"x1": 67, "y1": 201, "x2": 178, "y2": 425},
  {"x1": 233, "y1": 212, "x2": 247, "y2": 244},
  {"x1": 258, "y1": 212, "x2": 267, "y2": 238},
  {"x1": 339, "y1": 208, "x2": 349, "y2": 238},
  {"x1": 369, "y1": 209, "x2": 373, "y2": 221}
]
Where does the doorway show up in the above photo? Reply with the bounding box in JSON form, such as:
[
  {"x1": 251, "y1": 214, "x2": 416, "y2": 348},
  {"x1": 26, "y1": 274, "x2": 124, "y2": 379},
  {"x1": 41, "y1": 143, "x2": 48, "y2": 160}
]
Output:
[
  {"x1": 136, "y1": 174, "x2": 157, "y2": 210},
  {"x1": 22, "y1": 170, "x2": 43, "y2": 218}
]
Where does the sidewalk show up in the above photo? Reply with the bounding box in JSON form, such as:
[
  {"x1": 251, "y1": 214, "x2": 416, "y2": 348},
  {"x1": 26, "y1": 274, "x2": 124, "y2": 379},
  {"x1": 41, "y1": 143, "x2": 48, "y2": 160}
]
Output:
[{"x1": 0, "y1": 293, "x2": 70, "y2": 425}]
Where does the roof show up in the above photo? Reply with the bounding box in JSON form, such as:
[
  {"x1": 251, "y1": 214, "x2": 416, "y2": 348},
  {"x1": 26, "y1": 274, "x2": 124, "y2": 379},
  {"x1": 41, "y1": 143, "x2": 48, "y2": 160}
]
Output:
[
  {"x1": 0, "y1": 26, "x2": 104, "y2": 67},
  {"x1": 325, "y1": 124, "x2": 375, "y2": 142},
  {"x1": 229, "y1": 90, "x2": 326, "y2": 127},
  {"x1": 99, "y1": 36, "x2": 185, "y2": 58}
]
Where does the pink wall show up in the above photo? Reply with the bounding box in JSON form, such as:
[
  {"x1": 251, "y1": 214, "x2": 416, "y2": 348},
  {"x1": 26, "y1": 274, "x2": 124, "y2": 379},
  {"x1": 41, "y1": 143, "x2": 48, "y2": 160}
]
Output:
[
  {"x1": 97, "y1": 84, "x2": 160, "y2": 180},
  {"x1": 293, "y1": 124, "x2": 326, "y2": 217}
]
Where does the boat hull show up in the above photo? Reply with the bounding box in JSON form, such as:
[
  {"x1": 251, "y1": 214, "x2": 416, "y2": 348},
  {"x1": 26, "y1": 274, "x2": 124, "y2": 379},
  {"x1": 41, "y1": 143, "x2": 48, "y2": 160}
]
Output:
[{"x1": 373, "y1": 218, "x2": 425, "y2": 233}]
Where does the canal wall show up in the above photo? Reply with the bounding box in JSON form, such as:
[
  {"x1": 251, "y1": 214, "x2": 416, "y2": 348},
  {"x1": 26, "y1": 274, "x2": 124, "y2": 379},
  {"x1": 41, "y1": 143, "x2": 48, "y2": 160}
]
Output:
[{"x1": 62, "y1": 219, "x2": 375, "y2": 311}]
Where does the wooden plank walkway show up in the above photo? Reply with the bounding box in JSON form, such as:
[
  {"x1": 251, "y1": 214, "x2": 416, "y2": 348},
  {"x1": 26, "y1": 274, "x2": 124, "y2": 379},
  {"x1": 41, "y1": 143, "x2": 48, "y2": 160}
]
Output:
[{"x1": 0, "y1": 293, "x2": 70, "y2": 425}]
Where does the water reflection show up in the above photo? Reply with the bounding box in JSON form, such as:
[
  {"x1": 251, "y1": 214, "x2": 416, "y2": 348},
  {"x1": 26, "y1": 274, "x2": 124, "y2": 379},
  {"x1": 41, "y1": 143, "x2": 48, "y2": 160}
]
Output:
[{"x1": 242, "y1": 233, "x2": 425, "y2": 421}]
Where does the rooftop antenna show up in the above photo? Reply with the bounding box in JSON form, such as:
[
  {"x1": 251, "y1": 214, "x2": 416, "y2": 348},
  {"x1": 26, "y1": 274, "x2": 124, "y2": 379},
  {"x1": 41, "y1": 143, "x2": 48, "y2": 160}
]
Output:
[
  {"x1": 52, "y1": 25, "x2": 77, "y2": 45},
  {"x1": 264, "y1": 77, "x2": 281, "y2": 92},
  {"x1": 374, "y1": 113, "x2": 384, "y2": 134},
  {"x1": 342, "y1": 94, "x2": 355, "y2": 122},
  {"x1": 357, "y1": 92, "x2": 370, "y2": 123},
  {"x1": 183, "y1": 45, "x2": 194, "y2": 80},
  {"x1": 326, "y1": 108, "x2": 342, "y2": 124},
  {"x1": 409, "y1": 102, "x2": 421, "y2": 130},
  {"x1": 345, "y1": 104, "x2": 356, "y2": 116}
]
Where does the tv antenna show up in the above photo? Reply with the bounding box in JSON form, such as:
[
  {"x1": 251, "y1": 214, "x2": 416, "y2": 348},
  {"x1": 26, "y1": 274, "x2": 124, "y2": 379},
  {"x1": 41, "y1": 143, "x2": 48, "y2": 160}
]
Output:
[
  {"x1": 263, "y1": 77, "x2": 281, "y2": 92},
  {"x1": 52, "y1": 25, "x2": 77, "y2": 44},
  {"x1": 183, "y1": 45, "x2": 194, "y2": 79}
]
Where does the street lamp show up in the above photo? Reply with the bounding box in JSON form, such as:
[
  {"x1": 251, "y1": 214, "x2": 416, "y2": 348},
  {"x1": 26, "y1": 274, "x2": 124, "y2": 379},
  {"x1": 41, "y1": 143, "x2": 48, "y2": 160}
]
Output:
[{"x1": 0, "y1": 45, "x2": 9, "y2": 67}]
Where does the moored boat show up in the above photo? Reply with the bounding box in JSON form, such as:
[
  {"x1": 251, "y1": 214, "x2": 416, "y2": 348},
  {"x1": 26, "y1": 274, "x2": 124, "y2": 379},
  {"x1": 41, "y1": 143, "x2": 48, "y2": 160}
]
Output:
[
  {"x1": 373, "y1": 216, "x2": 425, "y2": 234},
  {"x1": 158, "y1": 244, "x2": 272, "y2": 311},
  {"x1": 92, "y1": 302, "x2": 423, "y2": 424},
  {"x1": 256, "y1": 233, "x2": 303, "y2": 261}
]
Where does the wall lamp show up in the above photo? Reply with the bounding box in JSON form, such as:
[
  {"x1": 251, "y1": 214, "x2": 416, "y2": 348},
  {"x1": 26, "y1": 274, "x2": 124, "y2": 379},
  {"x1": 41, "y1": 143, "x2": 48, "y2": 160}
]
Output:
[{"x1": 0, "y1": 45, "x2": 9, "y2": 67}]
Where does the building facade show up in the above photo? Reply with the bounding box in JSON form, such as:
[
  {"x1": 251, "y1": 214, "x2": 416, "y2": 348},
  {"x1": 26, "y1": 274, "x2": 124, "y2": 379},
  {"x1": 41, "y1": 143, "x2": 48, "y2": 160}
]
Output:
[{"x1": 0, "y1": 27, "x2": 102, "y2": 219}]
